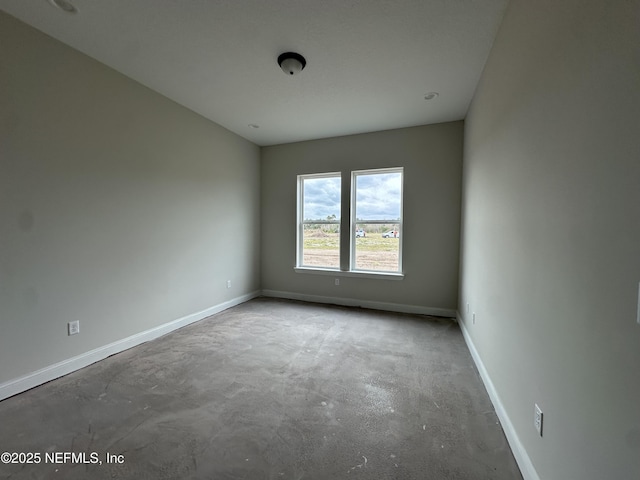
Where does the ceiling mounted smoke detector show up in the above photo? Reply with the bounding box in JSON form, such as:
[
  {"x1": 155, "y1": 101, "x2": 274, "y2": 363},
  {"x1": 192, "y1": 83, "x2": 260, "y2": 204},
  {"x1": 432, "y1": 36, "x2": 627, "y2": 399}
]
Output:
[
  {"x1": 48, "y1": 0, "x2": 78, "y2": 14},
  {"x1": 277, "y1": 52, "x2": 307, "y2": 76}
]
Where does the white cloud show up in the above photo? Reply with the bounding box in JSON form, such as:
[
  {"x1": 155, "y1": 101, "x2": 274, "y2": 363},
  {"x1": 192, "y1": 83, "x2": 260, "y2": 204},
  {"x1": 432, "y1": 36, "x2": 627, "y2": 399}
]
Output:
[
  {"x1": 355, "y1": 172, "x2": 401, "y2": 220},
  {"x1": 302, "y1": 172, "x2": 401, "y2": 221},
  {"x1": 303, "y1": 177, "x2": 341, "y2": 220}
]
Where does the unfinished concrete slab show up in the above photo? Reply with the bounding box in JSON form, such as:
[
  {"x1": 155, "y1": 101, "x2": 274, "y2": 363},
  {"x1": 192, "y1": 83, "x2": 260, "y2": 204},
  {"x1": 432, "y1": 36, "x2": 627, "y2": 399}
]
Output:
[{"x1": 0, "y1": 298, "x2": 522, "y2": 479}]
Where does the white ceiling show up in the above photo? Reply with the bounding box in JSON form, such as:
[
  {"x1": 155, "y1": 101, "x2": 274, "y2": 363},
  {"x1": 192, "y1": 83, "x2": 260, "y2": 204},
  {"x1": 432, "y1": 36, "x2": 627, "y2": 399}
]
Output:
[{"x1": 0, "y1": 0, "x2": 508, "y2": 146}]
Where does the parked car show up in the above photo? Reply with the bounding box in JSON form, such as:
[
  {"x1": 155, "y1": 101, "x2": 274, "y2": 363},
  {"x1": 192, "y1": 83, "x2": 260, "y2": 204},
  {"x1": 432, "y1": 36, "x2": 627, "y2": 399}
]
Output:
[
  {"x1": 355, "y1": 229, "x2": 366, "y2": 238},
  {"x1": 382, "y1": 230, "x2": 399, "y2": 238}
]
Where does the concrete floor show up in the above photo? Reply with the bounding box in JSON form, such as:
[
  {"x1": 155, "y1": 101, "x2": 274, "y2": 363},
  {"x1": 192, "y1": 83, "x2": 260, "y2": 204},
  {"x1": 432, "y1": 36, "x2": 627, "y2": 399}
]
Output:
[{"x1": 0, "y1": 298, "x2": 523, "y2": 479}]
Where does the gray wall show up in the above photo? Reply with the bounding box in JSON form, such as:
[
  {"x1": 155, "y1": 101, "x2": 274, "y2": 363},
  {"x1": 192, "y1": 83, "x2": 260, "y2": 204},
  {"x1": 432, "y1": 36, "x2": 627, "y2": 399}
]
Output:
[
  {"x1": 0, "y1": 12, "x2": 261, "y2": 384},
  {"x1": 459, "y1": 0, "x2": 640, "y2": 478},
  {"x1": 261, "y1": 122, "x2": 463, "y2": 312}
]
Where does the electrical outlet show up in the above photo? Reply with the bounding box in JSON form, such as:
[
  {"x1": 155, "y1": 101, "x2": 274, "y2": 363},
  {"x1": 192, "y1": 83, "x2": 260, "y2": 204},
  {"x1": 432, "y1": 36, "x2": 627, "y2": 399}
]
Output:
[
  {"x1": 68, "y1": 320, "x2": 80, "y2": 336},
  {"x1": 335, "y1": 278, "x2": 340, "y2": 286},
  {"x1": 472, "y1": 312, "x2": 476, "y2": 325},
  {"x1": 637, "y1": 282, "x2": 640, "y2": 325},
  {"x1": 226, "y1": 280, "x2": 231, "y2": 289},
  {"x1": 534, "y1": 404, "x2": 543, "y2": 436}
]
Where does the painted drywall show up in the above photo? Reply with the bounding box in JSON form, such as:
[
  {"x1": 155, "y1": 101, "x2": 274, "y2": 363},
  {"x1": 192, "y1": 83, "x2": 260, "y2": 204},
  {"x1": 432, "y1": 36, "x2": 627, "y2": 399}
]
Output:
[
  {"x1": 0, "y1": 12, "x2": 261, "y2": 384},
  {"x1": 459, "y1": 0, "x2": 640, "y2": 479},
  {"x1": 261, "y1": 122, "x2": 462, "y2": 312}
]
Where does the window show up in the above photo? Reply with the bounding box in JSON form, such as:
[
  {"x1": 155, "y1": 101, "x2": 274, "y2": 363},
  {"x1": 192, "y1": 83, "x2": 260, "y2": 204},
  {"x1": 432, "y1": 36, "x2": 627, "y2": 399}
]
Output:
[
  {"x1": 297, "y1": 173, "x2": 341, "y2": 269},
  {"x1": 297, "y1": 167, "x2": 403, "y2": 276},
  {"x1": 351, "y1": 168, "x2": 403, "y2": 273}
]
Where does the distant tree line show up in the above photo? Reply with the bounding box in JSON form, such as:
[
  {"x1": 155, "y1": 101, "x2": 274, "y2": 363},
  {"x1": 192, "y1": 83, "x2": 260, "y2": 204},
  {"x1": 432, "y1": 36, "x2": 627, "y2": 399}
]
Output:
[{"x1": 303, "y1": 215, "x2": 400, "y2": 235}]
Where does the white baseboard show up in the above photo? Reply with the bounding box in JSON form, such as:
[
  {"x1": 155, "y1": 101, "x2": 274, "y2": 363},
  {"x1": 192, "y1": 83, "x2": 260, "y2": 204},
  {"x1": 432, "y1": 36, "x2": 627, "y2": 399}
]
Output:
[
  {"x1": 0, "y1": 291, "x2": 260, "y2": 402},
  {"x1": 261, "y1": 289, "x2": 456, "y2": 318},
  {"x1": 457, "y1": 312, "x2": 540, "y2": 480}
]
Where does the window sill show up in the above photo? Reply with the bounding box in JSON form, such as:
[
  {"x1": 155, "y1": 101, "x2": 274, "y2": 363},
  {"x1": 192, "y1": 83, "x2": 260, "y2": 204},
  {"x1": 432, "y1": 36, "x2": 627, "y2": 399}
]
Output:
[{"x1": 294, "y1": 267, "x2": 404, "y2": 281}]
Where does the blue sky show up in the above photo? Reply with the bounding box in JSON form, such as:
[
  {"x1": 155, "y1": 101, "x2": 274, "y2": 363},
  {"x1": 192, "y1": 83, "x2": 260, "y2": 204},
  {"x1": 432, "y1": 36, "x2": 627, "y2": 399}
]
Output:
[
  {"x1": 303, "y1": 176, "x2": 341, "y2": 220},
  {"x1": 303, "y1": 172, "x2": 401, "y2": 221},
  {"x1": 355, "y1": 172, "x2": 402, "y2": 220}
]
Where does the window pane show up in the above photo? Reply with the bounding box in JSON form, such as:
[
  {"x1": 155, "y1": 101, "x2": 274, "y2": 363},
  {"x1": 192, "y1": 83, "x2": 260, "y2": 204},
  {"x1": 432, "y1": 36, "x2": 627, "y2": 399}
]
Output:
[
  {"x1": 302, "y1": 224, "x2": 340, "y2": 268},
  {"x1": 303, "y1": 177, "x2": 341, "y2": 221},
  {"x1": 353, "y1": 169, "x2": 402, "y2": 273},
  {"x1": 299, "y1": 174, "x2": 341, "y2": 269},
  {"x1": 355, "y1": 172, "x2": 401, "y2": 221},
  {"x1": 353, "y1": 223, "x2": 400, "y2": 271}
]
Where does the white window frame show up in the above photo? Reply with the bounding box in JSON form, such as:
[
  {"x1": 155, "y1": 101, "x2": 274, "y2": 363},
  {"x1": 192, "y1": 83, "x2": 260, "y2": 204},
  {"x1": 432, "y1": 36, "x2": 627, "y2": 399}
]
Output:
[
  {"x1": 296, "y1": 172, "x2": 341, "y2": 270},
  {"x1": 350, "y1": 167, "x2": 404, "y2": 274},
  {"x1": 295, "y1": 168, "x2": 404, "y2": 280}
]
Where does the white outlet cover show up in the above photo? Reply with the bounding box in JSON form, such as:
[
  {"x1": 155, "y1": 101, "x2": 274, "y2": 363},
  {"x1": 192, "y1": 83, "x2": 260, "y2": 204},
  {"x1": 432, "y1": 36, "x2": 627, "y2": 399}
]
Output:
[
  {"x1": 534, "y1": 404, "x2": 543, "y2": 436},
  {"x1": 68, "y1": 321, "x2": 80, "y2": 336},
  {"x1": 637, "y1": 282, "x2": 640, "y2": 324}
]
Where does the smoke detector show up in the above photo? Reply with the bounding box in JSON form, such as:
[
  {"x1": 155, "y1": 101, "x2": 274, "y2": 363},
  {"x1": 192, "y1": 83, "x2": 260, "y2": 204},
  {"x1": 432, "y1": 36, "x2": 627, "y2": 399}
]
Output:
[{"x1": 48, "y1": 0, "x2": 78, "y2": 14}]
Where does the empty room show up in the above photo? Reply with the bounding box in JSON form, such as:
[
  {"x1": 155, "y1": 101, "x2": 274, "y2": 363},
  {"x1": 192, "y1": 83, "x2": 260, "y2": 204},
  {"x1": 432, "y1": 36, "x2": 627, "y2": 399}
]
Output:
[{"x1": 0, "y1": 1, "x2": 638, "y2": 479}]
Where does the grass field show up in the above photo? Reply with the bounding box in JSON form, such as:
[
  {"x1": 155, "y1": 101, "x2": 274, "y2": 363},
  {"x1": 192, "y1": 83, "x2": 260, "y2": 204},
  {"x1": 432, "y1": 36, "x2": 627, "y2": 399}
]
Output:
[{"x1": 302, "y1": 233, "x2": 399, "y2": 271}]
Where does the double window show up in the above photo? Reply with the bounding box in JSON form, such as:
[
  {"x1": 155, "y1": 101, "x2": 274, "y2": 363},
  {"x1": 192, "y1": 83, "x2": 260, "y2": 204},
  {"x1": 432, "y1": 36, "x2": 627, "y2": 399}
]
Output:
[{"x1": 297, "y1": 167, "x2": 403, "y2": 274}]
